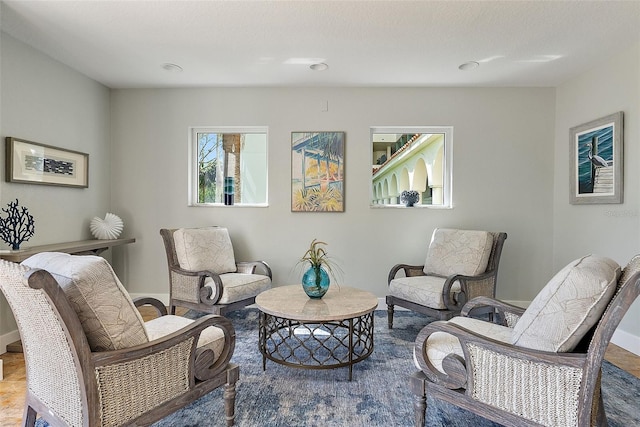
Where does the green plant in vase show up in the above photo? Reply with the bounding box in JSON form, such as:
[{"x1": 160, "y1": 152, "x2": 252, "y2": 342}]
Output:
[{"x1": 296, "y1": 239, "x2": 342, "y2": 298}]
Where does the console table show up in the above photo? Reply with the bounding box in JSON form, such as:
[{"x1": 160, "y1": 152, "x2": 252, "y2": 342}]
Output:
[{"x1": 0, "y1": 237, "x2": 135, "y2": 263}]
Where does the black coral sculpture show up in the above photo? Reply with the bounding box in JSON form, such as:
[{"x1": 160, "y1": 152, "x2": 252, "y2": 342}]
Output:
[{"x1": 0, "y1": 199, "x2": 35, "y2": 250}]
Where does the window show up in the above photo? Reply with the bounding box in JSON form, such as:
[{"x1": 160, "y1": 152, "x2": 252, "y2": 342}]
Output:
[
  {"x1": 371, "y1": 126, "x2": 452, "y2": 208},
  {"x1": 189, "y1": 127, "x2": 268, "y2": 206}
]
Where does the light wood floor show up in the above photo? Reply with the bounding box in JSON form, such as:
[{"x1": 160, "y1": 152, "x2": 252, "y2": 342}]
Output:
[{"x1": 1, "y1": 314, "x2": 638, "y2": 426}]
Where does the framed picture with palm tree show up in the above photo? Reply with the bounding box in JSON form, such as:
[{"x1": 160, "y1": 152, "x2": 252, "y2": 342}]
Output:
[
  {"x1": 291, "y1": 132, "x2": 345, "y2": 212},
  {"x1": 569, "y1": 111, "x2": 623, "y2": 205}
]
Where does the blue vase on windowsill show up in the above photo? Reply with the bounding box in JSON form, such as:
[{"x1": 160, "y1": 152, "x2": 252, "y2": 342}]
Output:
[{"x1": 302, "y1": 266, "x2": 330, "y2": 299}]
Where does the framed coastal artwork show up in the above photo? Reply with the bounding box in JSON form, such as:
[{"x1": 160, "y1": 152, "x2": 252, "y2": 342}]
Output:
[
  {"x1": 291, "y1": 132, "x2": 345, "y2": 212},
  {"x1": 5, "y1": 137, "x2": 89, "y2": 188},
  {"x1": 569, "y1": 112, "x2": 623, "y2": 205}
]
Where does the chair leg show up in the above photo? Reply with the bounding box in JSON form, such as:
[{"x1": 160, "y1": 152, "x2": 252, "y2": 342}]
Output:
[
  {"x1": 169, "y1": 304, "x2": 176, "y2": 315},
  {"x1": 224, "y1": 365, "x2": 240, "y2": 426},
  {"x1": 593, "y1": 388, "x2": 608, "y2": 427},
  {"x1": 387, "y1": 304, "x2": 395, "y2": 329},
  {"x1": 22, "y1": 405, "x2": 37, "y2": 427},
  {"x1": 409, "y1": 371, "x2": 427, "y2": 427}
]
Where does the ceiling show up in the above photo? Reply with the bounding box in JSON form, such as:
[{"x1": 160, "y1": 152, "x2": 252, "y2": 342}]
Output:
[{"x1": 1, "y1": 0, "x2": 639, "y2": 89}]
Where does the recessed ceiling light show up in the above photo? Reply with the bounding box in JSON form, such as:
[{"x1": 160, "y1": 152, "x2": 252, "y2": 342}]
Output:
[
  {"x1": 458, "y1": 61, "x2": 479, "y2": 71},
  {"x1": 162, "y1": 63, "x2": 183, "y2": 72},
  {"x1": 310, "y1": 63, "x2": 329, "y2": 71}
]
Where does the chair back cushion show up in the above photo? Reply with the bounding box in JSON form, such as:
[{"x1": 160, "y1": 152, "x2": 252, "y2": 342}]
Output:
[
  {"x1": 173, "y1": 227, "x2": 237, "y2": 274},
  {"x1": 22, "y1": 252, "x2": 149, "y2": 351},
  {"x1": 424, "y1": 228, "x2": 493, "y2": 277},
  {"x1": 511, "y1": 254, "x2": 620, "y2": 352}
]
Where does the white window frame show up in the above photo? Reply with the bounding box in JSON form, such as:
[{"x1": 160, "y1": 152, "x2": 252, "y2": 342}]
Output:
[
  {"x1": 370, "y1": 126, "x2": 453, "y2": 209},
  {"x1": 188, "y1": 126, "x2": 269, "y2": 207}
]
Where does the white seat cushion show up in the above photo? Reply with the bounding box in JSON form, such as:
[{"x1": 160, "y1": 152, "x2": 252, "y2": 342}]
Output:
[
  {"x1": 424, "y1": 229, "x2": 493, "y2": 277},
  {"x1": 389, "y1": 275, "x2": 461, "y2": 310},
  {"x1": 511, "y1": 254, "x2": 620, "y2": 352},
  {"x1": 174, "y1": 227, "x2": 237, "y2": 274},
  {"x1": 22, "y1": 252, "x2": 149, "y2": 351},
  {"x1": 414, "y1": 316, "x2": 513, "y2": 373},
  {"x1": 206, "y1": 273, "x2": 272, "y2": 304},
  {"x1": 144, "y1": 315, "x2": 226, "y2": 362}
]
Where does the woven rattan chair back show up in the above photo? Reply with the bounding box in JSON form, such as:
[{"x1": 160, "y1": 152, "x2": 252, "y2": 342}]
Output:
[{"x1": 0, "y1": 260, "x2": 87, "y2": 426}]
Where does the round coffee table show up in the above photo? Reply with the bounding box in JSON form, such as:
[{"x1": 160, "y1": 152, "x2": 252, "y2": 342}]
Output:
[{"x1": 255, "y1": 285, "x2": 377, "y2": 380}]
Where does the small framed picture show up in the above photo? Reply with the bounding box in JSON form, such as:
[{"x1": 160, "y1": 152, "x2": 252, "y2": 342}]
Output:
[
  {"x1": 569, "y1": 112, "x2": 623, "y2": 204},
  {"x1": 6, "y1": 137, "x2": 89, "y2": 188}
]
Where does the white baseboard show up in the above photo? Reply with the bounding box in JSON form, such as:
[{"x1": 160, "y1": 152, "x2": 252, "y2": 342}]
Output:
[
  {"x1": 0, "y1": 329, "x2": 21, "y2": 355},
  {"x1": 611, "y1": 327, "x2": 640, "y2": 356}
]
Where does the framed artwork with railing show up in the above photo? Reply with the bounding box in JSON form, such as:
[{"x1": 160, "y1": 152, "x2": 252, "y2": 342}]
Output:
[
  {"x1": 569, "y1": 112, "x2": 623, "y2": 204},
  {"x1": 291, "y1": 132, "x2": 345, "y2": 212}
]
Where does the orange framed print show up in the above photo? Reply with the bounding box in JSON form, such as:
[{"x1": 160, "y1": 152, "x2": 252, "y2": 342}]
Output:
[{"x1": 291, "y1": 132, "x2": 344, "y2": 212}]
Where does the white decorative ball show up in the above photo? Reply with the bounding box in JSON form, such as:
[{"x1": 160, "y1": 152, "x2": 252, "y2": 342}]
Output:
[{"x1": 90, "y1": 213, "x2": 124, "y2": 240}]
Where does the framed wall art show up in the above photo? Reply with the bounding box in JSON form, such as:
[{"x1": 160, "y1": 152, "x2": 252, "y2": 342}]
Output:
[
  {"x1": 5, "y1": 137, "x2": 89, "y2": 188},
  {"x1": 291, "y1": 132, "x2": 345, "y2": 212},
  {"x1": 569, "y1": 112, "x2": 623, "y2": 204}
]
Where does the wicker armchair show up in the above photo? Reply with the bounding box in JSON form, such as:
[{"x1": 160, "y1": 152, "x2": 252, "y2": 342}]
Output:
[
  {"x1": 411, "y1": 254, "x2": 640, "y2": 427},
  {"x1": 386, "y1": 228, "x2": 507, "y2": 326},
  {"x1": 160, "y1": 227, "x2": 272, "y2": 316},
  {"x1": 0, "y1": 254, "x2": 239, "y2": 427}
]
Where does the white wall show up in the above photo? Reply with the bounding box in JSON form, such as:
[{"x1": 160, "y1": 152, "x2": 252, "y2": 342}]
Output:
[
  {"x1": 3, "y1": 28, "x2": 638, "y2": 356},
  {"x1": 554, "y1": 41, "x2": 640, "y2": 353},
  {"x1": 0, "y1": 33, "x2": 111, "y2": 342},
  {"x1": 110, "y1": 87, "x2": 556, "y2": 306}
]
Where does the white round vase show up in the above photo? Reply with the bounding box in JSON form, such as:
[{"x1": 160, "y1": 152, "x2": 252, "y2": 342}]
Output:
[{"x1": 90, "y1": 213, "x2": 124, "y2": 240}]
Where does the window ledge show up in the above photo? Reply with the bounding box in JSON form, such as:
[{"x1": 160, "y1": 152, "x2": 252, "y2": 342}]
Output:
[
  {"x1": 369, "y1": 204, "x2": 453, "y2": 209},
  {"x1": 189, "y1": 203, "x2": 269, "y2": 208}
]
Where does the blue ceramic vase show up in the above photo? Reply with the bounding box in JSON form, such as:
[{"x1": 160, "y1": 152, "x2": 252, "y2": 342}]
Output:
[
  {"x1": 302, "y1": 266, "x2": 330, "y2": 299},
  {"x1": 400, "y1": 190, "x2": 419, "y2": 207}
]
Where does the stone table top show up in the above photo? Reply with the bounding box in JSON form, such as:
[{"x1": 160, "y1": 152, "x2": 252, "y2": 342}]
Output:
[{"x1": 255, "y1": 285, "x2": 378, "y2": 322}]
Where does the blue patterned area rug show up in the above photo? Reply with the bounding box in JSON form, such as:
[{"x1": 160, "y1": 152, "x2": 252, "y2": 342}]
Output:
[{"x1": 147, "y1": 309, "x2": 639, "y2": 427}]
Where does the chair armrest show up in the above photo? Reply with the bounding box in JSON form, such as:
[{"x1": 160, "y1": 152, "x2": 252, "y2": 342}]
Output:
[
  {"x1": 236, "y1": 260, "x2": 273, "y2": 279},
  {"x1": 93, "y1": 314, "x2": 235, "y2": 380},
  {"x1": 414, "y1": 320, "x2": 589, "y2": 426},
  {"x1": 169, "y1": 266, "x2": 224, "y2": 305},
  {"x1": 441, "y1": 269, "x2": 500, "y2": 312},
  {"x1": 414, "y1": 320, "x2": 586, "y2": 390},
  {"x1": 388, "y1": 264, "x2": 426, "y2": 285},
  {"x1": 91, "y1": 315, "x2": 235, "y2": 425},
  {"x1": 461, "y1": 296, "x2": 526, "y2": 326},
  {"x1": 133, "y1": 297, "x2": 168, "y2": 317}
]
